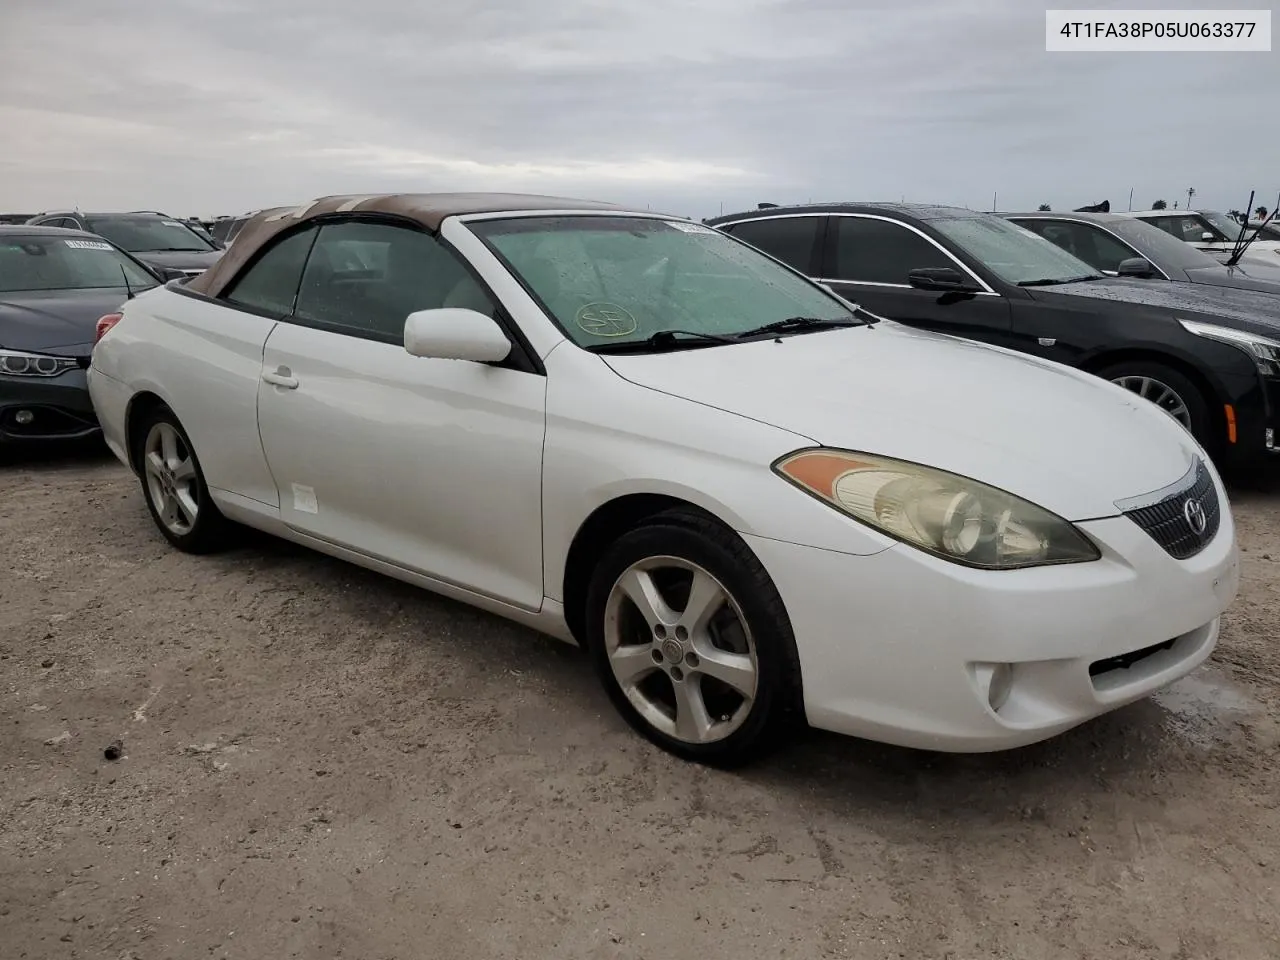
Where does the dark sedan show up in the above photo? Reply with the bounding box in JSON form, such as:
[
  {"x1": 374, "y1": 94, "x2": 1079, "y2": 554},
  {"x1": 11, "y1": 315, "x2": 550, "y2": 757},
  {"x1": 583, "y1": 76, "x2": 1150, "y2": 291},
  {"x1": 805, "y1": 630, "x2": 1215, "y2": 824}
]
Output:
[
  {"x1": 0, "y1": 225, "x2": 160, "y2": 443},
  {"x1": 707, "y1": 203, "x2": 1280, "y2": 469},
  {"x1": 1006, "y1": 210, "x2": 1280, "y2": 295},
  {"x1": 24, "y1": 211, "x2": 222, "y2": 278}
]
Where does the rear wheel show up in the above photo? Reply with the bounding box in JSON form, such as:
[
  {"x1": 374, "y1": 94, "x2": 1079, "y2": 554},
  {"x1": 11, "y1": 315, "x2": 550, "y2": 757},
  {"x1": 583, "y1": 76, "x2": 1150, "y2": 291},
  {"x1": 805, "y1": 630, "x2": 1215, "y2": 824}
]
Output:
[
  {"x1": 585, "y1": 509, "x2": 802, "y2": 767},
  {"x1": 1097, "y1": 361, "x2": 1213, "y2": 448},
  {"x1": 135, "y1": 407, "x2": 230, "y2": 553}
]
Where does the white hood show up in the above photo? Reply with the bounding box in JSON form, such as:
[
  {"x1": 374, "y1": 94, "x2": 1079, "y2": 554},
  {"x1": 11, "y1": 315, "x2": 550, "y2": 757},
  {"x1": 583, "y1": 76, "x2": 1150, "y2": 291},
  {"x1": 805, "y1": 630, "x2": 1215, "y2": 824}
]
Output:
[{"x1": 603, "y1": 322, "x2": 1202, "y2": 521}]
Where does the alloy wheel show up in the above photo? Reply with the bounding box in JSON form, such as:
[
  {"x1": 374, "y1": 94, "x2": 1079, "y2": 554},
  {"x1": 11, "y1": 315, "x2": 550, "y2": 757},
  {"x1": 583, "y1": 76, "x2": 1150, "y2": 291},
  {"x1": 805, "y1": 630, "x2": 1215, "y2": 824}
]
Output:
[
  {"x1": 1111, "y1": 375, "x2": 1193, "y2": 429},
  {"x1": 143, "y1": 421, "x2": 200, "y2": 536},
  {"x1": 603, "y1": 556, "x2": 758, "y2": 744}
]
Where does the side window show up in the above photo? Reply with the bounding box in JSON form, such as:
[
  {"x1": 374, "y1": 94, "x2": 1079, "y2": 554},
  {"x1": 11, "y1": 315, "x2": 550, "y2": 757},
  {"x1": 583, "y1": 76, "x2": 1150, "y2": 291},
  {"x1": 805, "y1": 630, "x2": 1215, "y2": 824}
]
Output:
[
  {"x1": 831, "y1": 217, "x2": 953, "y2": 285},
  {"x1": 1017, "y1": 220, "x2": 1136, "y2": 273},
  {"x1": 722, "y1": 217, "x2": 821, "y2": 273},
  {"x1": 222, "y1": 226, "x2": 318, "y2": 315},
  {"x1": 1143, "y1": 216, "x2": 1217, "y2": 243},
  {"x1": 292, "y1": 221, "x2": 498, "y2": 343},
  {"x1": 1073, "y1": 223, "x2": 1139, "y2": 272}
]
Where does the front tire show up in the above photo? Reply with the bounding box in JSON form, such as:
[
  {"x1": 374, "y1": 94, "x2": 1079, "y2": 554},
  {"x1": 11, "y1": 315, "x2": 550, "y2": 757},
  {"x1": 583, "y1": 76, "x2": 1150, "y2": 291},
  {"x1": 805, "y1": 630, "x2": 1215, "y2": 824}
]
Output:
[
  {"x1": 584, "y1": 509, "x2": 802, "y2": 767},
  {"x1": 1098, "y1": 361, "x2": 1214, "y2": 450},
  {"x1": 134, "y1": 407, "x2": 229, "y2": 553}
]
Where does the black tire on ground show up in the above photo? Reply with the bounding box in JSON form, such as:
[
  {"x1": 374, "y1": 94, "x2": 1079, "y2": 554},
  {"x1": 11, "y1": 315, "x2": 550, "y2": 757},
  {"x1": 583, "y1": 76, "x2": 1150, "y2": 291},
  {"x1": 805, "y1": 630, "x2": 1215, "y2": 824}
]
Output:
[
  {"x1": 1096, "y1": 360, "x2": 1215, "y2": 452},
  {"x1": 133, "y1": 405, "x2": 231, "y2": 554},
  {"x1": 584, "y1": 507, "x2": 804, "y2": 767}
]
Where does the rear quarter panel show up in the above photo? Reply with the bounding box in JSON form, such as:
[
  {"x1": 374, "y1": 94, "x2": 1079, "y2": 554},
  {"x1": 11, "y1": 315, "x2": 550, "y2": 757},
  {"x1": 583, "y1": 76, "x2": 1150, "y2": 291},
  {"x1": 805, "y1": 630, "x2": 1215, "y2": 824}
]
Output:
[{"x1": 92, "y1": 286, "x2": 280, "y2": 507}]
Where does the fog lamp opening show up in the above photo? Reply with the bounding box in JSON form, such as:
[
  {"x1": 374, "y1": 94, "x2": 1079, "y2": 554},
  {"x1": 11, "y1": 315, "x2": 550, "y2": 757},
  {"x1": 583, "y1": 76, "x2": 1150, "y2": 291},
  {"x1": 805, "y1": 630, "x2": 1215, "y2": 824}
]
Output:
[{"x1": 974, "y1": 662, "x2": 1014, "y2": 714}]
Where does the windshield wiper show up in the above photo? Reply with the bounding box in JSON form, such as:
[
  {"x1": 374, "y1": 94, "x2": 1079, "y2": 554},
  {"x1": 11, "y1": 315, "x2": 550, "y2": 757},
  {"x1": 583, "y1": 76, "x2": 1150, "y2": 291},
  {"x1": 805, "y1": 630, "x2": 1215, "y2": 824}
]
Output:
[
  {"x1": 146, "y1": 246, "x2": 207, "y2": 252},
  {"x1": 585, "y1": 329, "x2": 737, "y2": 353},
  {"x1": 1017, "y1": 275, "x2": 1104, "y2": 287},
  {"x1": 733, "y1": 315, "x2": 866, "y2": 340}
]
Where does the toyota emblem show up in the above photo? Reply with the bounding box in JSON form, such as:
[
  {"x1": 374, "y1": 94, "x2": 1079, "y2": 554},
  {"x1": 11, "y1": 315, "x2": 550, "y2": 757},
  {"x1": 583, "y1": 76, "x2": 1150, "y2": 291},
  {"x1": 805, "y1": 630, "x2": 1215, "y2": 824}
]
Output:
[{"x1": 1183, "y1": 497, "x2": 1207, "y2": 535}]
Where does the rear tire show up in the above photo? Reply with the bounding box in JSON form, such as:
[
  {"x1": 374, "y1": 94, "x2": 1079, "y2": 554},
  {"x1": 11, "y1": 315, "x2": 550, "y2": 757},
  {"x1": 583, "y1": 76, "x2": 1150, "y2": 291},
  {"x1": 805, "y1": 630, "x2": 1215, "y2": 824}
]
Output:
[
  {"x1": 584, "y1": 508, "x2": 803, "y2": 767},
  {"x1": 1097, "y1": 360, "x2": 1214, "y2": 451},
  {"x1": 134, "y1": 406, "x2": 230, "y2": 554}
]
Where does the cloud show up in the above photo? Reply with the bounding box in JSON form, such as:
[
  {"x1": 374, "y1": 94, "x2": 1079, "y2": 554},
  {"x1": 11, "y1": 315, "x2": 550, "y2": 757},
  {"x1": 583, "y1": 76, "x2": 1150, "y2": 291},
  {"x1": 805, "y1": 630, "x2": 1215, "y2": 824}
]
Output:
[{"x1": 1, "y1": 0, "x2": 1276, "y2": 218}]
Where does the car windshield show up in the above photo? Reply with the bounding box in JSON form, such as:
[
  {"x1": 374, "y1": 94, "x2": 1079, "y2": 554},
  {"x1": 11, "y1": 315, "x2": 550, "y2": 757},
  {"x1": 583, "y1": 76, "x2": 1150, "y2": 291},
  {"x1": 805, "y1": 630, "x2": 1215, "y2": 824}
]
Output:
[
  {"x1": 1196, "y1": 210, "x2": 1251, "y2": 241},
  {"x1": 468, "y1": 215, "x2": 856, "y2": 348},
  {"x1": 931, "y1": 215, "x2": 1103, "y2": 285},
  {"x1": 1106, "y1": 218, "x2": 1223, "y2": 270},
  {"x1": 0, "y1": 235, "x2": 159, "y2": 293},
  {"x1": 84, "y1": 216, "x2": 214, "y2": 253}
]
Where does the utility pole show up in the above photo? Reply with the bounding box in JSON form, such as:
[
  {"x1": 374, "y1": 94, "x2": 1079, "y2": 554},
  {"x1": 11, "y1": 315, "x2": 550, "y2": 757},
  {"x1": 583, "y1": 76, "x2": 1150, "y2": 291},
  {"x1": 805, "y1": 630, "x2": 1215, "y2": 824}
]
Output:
[
  {"x1": 992, "y1": 191, "x2": 997, "y2": 211},
  {"x1": 1187, "y1": 186, "x2": 1196, "y2": 209},
  {"x1": 1127, "y1": 187, "x2": 1134, "y2": 212}
]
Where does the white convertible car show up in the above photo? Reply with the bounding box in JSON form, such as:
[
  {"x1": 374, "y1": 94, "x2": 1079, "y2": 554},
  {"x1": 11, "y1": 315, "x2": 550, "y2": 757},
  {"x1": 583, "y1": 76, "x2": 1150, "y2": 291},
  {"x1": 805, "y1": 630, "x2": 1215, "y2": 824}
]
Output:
[{"x1": 87, "y1": 193, "x2": 1241, "y2": 765}]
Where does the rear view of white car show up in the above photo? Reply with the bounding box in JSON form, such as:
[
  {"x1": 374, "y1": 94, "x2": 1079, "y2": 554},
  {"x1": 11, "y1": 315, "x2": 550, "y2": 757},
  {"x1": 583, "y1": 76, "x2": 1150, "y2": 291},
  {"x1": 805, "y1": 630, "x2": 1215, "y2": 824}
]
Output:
[{"x1": 87, "y1": 193, "x2": 1240, "y2": 765}]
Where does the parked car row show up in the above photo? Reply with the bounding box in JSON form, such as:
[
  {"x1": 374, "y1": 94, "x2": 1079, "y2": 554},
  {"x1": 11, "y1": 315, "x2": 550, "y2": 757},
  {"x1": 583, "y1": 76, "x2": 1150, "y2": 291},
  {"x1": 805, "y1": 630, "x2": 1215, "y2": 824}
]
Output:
[
  {"x1": 706, "y1": 203, "x2": 1280, "y2": 469},
  {"x1": 78, "y1": 192, "x2": 1240, "y2": 767},
  {"x1": 0, "y1": 224, "x2": 163, "y2": 442},
  {"x1": 24, "y1": 210, "x2": 224, "y2": 277}
]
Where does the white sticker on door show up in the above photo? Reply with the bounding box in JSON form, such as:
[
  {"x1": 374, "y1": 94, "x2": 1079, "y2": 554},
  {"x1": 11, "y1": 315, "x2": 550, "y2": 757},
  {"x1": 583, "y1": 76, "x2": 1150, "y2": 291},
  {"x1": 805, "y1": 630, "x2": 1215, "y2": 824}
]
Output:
[{"x1": 291, "y1": 483, "x2": 318, "y2": 514}]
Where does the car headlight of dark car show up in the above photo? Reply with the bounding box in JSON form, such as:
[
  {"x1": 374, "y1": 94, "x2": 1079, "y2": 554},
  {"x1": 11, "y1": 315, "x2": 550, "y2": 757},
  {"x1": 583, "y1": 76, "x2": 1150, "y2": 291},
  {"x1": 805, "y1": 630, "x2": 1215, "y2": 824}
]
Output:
[
  {"x1": 1179, "y1": 319, "x2": 1280, "y2": 377},
  {"x1": 0, "y1": 349, "x2": 80, "y2": 377}
]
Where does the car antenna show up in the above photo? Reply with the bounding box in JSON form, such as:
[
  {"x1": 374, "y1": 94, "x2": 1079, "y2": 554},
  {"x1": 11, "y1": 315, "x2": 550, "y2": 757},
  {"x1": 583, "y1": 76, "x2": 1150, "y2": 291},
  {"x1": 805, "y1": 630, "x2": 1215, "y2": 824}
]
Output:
[{"x1": 120, "y1": 264, "x2": 135, "y2": 300}]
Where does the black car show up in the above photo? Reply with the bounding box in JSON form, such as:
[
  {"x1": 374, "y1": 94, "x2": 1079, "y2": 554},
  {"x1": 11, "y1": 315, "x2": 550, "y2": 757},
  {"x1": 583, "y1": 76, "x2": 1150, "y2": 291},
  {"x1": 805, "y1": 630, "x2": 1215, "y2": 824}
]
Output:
[
  {"x1": 706, "y1": 203, "x2": 1280, "y2": 469},
  {"x1": 1006, "y1": 210, "x2": 1280, "y2": 295},
  {"x1": 0, "y1": 225, "x2": 161, "y2": 443},
  {"x1": 24, "y1": 211, "x2": 222, "y2": 278}
]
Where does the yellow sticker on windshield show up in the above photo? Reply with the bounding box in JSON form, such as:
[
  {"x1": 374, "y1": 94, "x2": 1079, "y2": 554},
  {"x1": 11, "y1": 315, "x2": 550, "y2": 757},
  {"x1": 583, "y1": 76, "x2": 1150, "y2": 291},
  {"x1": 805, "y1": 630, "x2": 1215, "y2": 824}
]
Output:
[{"x1": 576, "y1": 302, "x2": 637, "y2": 337}]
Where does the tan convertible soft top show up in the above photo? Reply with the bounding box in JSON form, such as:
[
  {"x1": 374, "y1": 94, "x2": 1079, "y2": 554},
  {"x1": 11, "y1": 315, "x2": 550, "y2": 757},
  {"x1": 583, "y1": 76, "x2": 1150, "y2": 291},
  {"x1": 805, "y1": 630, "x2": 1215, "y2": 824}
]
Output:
[{"x1": 186, "y1": 192, "x2": 629, "y2": 298}]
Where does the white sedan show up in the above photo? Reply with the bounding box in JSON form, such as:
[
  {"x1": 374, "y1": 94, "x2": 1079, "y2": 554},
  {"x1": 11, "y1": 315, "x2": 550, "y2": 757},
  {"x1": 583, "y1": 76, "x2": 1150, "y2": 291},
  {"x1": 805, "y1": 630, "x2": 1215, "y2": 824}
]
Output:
[{"x1": 87, "y1": 193, "x2": 1241, "y2": 766}]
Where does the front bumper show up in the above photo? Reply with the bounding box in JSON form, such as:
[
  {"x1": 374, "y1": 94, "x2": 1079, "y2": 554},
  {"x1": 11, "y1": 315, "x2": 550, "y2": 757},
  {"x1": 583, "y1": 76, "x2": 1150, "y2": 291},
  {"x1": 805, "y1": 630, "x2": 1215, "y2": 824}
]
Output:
[
  {"x1": 0, "y1": 368, "x2": 99, "y2": 442},
  {"x1": 1222, "y1": 373, "x2": 1280, "y2": 465},
  {"x1": 744, "y1": 495, "x2": 1240, "y2": 752}
]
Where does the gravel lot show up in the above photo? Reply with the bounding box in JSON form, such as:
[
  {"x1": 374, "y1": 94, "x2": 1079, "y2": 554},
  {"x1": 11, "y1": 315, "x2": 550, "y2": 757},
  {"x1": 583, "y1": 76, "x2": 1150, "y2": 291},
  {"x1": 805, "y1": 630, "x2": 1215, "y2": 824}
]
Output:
[{"x1": 2, "y1": 444, "x2": 1278, "y2": 960}]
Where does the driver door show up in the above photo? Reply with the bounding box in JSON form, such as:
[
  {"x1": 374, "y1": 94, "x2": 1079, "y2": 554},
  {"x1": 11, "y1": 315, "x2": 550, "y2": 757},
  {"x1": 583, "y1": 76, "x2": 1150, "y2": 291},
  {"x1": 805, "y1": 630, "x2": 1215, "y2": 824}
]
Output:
[{"x1": 255, "y1": 219, "x2": 548, "y2": 610}]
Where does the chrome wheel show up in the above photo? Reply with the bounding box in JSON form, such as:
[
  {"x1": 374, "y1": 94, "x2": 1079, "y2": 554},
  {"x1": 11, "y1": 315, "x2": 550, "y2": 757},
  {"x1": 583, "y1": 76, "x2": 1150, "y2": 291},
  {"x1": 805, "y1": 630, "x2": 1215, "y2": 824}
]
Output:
[
  {"x1": 1111, "y1": 375, "x2": 1192, "y2": 429},
  {"x1": 143, "y1": 421, "x2": 199, "y2": 536},
  {"x1": 603, "y1": 557, "x2": 758, "y2": 745}
]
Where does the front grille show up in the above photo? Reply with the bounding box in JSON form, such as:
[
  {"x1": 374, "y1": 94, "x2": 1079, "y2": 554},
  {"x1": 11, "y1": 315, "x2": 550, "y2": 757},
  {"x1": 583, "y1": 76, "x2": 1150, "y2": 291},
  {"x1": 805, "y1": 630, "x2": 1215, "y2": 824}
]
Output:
[{"x1": 1120, "y1": 459, "x2": 1220, "y2": 560}]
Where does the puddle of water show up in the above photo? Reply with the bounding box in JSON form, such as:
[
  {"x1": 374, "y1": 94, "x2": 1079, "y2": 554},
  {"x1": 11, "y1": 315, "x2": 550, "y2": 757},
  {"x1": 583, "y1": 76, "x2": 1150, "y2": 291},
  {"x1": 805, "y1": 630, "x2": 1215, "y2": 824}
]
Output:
[{"x1": 1151, "y1": 668, "x2": 1260, "y2": 748}]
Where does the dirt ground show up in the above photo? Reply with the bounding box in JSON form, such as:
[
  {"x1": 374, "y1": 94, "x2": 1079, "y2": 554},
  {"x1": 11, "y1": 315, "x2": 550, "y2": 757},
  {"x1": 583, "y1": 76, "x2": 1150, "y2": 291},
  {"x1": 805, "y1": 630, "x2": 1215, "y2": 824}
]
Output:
[{"x1": 2, "y1": 444, "x2": 1278, "y2": 960}]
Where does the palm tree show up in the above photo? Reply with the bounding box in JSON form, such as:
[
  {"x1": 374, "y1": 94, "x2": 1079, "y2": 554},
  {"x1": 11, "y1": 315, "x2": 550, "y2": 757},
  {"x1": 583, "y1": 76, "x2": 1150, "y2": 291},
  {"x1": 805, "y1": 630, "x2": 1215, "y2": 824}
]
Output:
[
  {"x1": 1152, "y1": 199, "x2": 1168, "y2": 210},
  {"x1": 1037, "y1": 203, "x2": 1051, "y2": 211}
]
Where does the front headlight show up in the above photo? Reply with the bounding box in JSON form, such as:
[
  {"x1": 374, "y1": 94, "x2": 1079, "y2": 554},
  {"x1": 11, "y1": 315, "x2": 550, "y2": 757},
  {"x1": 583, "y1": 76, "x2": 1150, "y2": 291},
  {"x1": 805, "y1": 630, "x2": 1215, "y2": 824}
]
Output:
[
  {"x1": 0, "y1": 349, "x2": 79, "y2": 378},
  {"x1": 1179, "y1": 319, "x2": 1280, "y2": 377},
  {"x1": 773, "y1": 449, "x2": 1101, "y2": 569}
]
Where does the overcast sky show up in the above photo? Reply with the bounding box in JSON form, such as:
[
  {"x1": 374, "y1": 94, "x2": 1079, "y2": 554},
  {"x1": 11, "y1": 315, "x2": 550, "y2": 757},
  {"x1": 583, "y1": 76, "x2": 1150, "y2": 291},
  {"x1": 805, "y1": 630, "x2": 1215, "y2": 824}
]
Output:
[{"x1": 2, "y1": 0, "x2": 1276, "y2": 219}]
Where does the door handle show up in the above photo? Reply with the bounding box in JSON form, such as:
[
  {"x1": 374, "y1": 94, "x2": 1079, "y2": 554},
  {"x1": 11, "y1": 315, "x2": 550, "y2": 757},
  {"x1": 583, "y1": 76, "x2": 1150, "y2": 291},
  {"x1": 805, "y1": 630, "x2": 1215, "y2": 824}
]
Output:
[{"x1": 262, "y1": 367, "x2": 299, "y2": 389}]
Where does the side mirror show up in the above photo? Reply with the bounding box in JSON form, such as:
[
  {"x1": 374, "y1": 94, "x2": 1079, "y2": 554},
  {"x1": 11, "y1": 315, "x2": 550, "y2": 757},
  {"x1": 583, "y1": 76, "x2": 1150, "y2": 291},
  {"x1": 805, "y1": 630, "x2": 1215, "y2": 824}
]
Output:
[
  {"x1": 160, "y1": 267, "x2": 188, "y2": 282},
  {"x1": 1200, "y1": 231, "x2": 1216, "y2": 242},
  {"x1": 403, "y1": 308, "x2": 511, "y2": 363},
  {"x1": 907, "y1": 266, "x2": 981, "y2": 293},
  {"x1": 1116, "y1": 257, "x2": 1157, "y2": 279}
]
